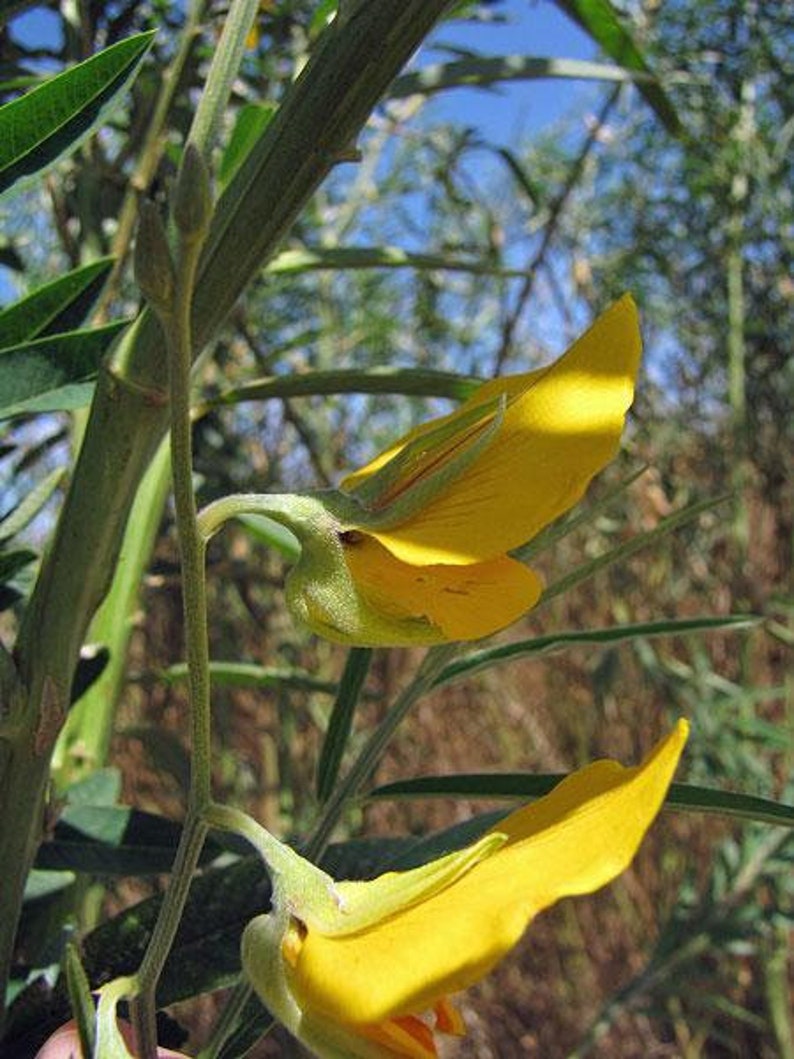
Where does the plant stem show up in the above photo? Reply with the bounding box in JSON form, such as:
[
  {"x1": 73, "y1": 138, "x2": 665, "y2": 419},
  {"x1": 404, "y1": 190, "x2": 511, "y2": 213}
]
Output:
[
  {"x1": 305, "y1": 644, "x2": 458, "y2": 860},
  {"x1": 188, "y1": 0, "x2": 262, "y2": 155},
  {"x1": 130, "y1": 187, "x2": 213, "y2": 1059},
  {"x1": 97, "y1": 0, "x2": 208, "y2": 319},
  {"x1": 1, "y1": 2, "x2": 449, "y2": 1022},
  {"x1": 196, "y1": 978, "x2": 253, "y2": 1059}
]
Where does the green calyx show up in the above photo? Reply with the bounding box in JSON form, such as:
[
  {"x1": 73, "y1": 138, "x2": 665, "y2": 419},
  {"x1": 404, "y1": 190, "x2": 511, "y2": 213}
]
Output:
[{"x1": 197, "y1": 492, "x2": 444, "y2": 645}]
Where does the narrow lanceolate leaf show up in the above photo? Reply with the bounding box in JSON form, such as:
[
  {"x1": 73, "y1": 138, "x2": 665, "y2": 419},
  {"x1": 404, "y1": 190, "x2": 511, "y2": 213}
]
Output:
[
  {"x1": 552, "y1": 0, "x2": 681, "y2": 133},
  {"x1": 211, "y1": 366, "x2": 480, "y2": 408},
  {"x1": 0, "y1": 320, "x2": 127, "y2": 419},
  {"x1": 390, "y1": 55, "x2": 656, "y2": 99},
  {"x1": 34, "y1": 805, "x2": 223, "y2": 875},
  {"x1": 0, "y1": 468, "x2": 64, "y2": 543},
  {"x1": 163, "y1": 660, "x2": 343, "y2": 696},
  {"x1": 218, "y1": 102, "x2": 276, "y2": 188},
  {"x1": 0, "y1": 258, "x2": 114, "y2": 345},
  {"x1": 266, "y1": 245, "x2": 531, "y2": 278},
  {"x1": 317, "y1": 648, "x2": 373, "y2": 803},
  {"x1": 369, "y1": 776, "x2": 794, "y2": 829},
  {"x1": 541, "y1": 494, "x2": 731, "y2": 604},
  {"x1": 434, "y1": 615, "x2": 761, "y2": 686},
  {"x1": 0, "y1": 548, "x2": 36, "y2": 584},
  {"x1": 0, "y1": 32, "x2": 155, "y2": 196}
]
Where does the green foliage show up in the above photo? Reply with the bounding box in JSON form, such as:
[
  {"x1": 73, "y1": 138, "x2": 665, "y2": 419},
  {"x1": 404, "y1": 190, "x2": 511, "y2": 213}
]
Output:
[
  {"x1": 0, "y1": 321, "x2": 128, "y2": 418},
  {"x1": 0, "y1": 0, "x2": 790, "y2": 1056},
  {"x1": 0, "y1": 33, "x2": 155, "y2": 195}
]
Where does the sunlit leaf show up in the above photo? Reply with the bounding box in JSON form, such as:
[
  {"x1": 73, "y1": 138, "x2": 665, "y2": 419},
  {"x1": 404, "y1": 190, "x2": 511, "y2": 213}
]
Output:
[
  {"x1": 553, "y1": 0, "x2": 681, "y2": 133},
  {"x1": 0, "y1": 32, "x2": 155, "y2": 195},
  {"x1": 0, "y1": 468, "x2": 63, "y2": 543},
  {"x1": 0, "y1": 320, "x2": 128, "y2": 419},
  {"x1": 266, "y1": 245, "x2": 530, "y2": 278},
  {"x1": 369, "y1": 776, "x2": 794, "y2": 829},
  {"x1": 219, "y1": 103, "x2": 276, "y2": 188},
  {"x1": 316, "y1": 648, "x2": 373, "y2": 803},
  {"x1": 435, "y1": 615, "x2": 761, "y2": 686},
  {"x1": 0, "y1": 259, "x2": 114, "y2": 345},
  {"x1": 390, "y1": 54, "x2": 658, "y2": 98},
  {"x1": 211, "y1": 365, "x2": 480, "y2": 409}
]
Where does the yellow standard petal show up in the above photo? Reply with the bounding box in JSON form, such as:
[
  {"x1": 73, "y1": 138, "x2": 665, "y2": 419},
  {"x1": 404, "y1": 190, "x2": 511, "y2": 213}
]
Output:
[
  {"x1": 341, "y1": 532, "x2": 542, "y2": 641},
  {"x1": 361, "y1": 295, "x2": 641, "y2": 565},
  {"x1": 287, "y1": 720, "x2": 688, "y2": 1026}
]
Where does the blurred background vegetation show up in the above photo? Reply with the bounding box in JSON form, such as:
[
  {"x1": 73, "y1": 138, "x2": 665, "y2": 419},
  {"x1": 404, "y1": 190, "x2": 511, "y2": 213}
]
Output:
[{"x1": 1, "y1": 0, "x2": 791, "y2": 1056}]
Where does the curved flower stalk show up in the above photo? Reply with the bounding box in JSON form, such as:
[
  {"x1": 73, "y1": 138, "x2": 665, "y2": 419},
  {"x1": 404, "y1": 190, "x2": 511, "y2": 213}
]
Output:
[
  {"x1": 241, "y1": 720, "x2": 688, "y2": 1058},
  {"x1": 199, "y1": 295, "x2": 641, "y2": 645}
]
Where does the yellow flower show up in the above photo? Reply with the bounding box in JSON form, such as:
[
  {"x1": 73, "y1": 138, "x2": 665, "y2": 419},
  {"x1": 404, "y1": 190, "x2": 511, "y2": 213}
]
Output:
[
  {"x1": 243, "y1": 720, "x2": 687, "y2": 1058},
  {"x1": 199, "y1": 295, "x2": 641, "y2": 646},
  {"x1": 324, "y1": 293, "x2": 640, "y2": 643}
]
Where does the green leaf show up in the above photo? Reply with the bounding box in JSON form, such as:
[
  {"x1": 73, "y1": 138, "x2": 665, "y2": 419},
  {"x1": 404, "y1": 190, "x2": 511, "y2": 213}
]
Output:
[
  {"x1": 65, "y1": 944, "x2": 96, "y2": 1059},
  {"x1": 0, "y1": 260, "x2": 114, "y2": 348},
  {"x1": 435, "y1": 615, "x2": 761, "y2": 686},
  {"x1": 390, "y1": 54, "x2": 658, "y2": 98},
  {"x1": 163, "y1": 660, "x2": 342, "y2": 696},
  {"x1": 70, "y1": 646, "x2": 111, "y2": 705},
  {"x1": 0, "y1": 32, "x2": 156, "y2": 195},
  {"x1": 4, "y1": 381, "x2": 97, "y2": 417},
  {"x1": 211, "y1": 365, "x2": 480, "y2": 409},
  {"x1": 317, "y1": 648, "x2": 373, "y2": 803},
  {"x1": 0, "y1": 320, "x2": 128, "y2": 419},
  {"x1": 219, "y1": 103, "x2": 276, "y2": 189},
  {"x1": 22, "y1": 869, "x2": 76, "y2": 902},
  {"x1": 86, "y1": 858, "x2": 270, "y2": 1005},
  {"x1": 541, "y1": 494, "x2": 731, "y2": 603},
  {"x1": 35, "y1": 804, "x2": 223, "y2": 875},
  {"x1": 0, "y1": 468, "x2": 63, "y2": 543},
  {"x1": 63, "y1": 767, "x2": 122, "y2": 808},
  {"x1": 0, "y1": 548, "x2": 36, "y2": 584},
  {"x1": 553, "y1": 0, "x2": 681, "y2": 133},
  {"x1": 238, "y1": 514, "x2": 301, "y2": 561},
  {"x1": 369, "y1": 775, "x2": 794, "y2": 829},
  {"x1": 266, "y1": 245, "x2": 531, "y2": 278}
]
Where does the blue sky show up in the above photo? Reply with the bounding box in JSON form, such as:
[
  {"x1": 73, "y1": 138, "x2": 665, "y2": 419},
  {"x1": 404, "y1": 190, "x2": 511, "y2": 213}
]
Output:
[{"x1": 427, "y1": 1, "x2": 600, "y2": 141}]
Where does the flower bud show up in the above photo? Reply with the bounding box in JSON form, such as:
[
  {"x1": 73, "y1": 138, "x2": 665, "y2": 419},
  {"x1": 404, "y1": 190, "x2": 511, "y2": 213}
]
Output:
[
  {"x1": 172, "y1": 142, "x2": 213, "y2": 241},
  {"x1": 134, "y1": 200, "x2": 176, "y2": 313}
]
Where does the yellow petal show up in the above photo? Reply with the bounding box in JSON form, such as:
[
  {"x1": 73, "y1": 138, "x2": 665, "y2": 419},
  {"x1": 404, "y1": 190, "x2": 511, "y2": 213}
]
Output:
[
  {"x1": 343, "y1": 533, "x2": 542, "y2": 640},
  {"x1": 368, "y1": 295, "x2": 641, "y2": 565},
  {"x1": 289, "y1": 720, "x2": 687, "y2": 1025},
  {"x1": 358, "y1": 1016, "x2": 438, "y2": 1059},
  {"x1": 341, "y1": 372, "x2": 542, "y2": 495}
]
